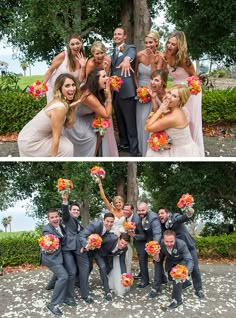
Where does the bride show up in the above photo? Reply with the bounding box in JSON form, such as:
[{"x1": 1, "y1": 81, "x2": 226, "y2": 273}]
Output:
[{"x1": 97, "y1": 178, "x2": 132, "y2": 296}]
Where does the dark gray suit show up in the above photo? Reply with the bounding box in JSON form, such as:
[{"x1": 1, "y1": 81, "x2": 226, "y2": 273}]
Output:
[
  {"x1": 111, "y1": 44, "x2": 139, "y2": 155},
  {"x1": 140, "y1": 211, "x2": 163, "y2": 290},
  {"x1": 160, "y1": 238, "x2": 194, "y2": 302},
  {"x1": 98, "y1": 232, "x2": 127, "y2": 275},
  {"x1": 78, "y1": 220, "x2": 113, "y2": 295},
  {"x1": 41, "y1": 224, "x2": 71, "y2": 305},
  {"x1": 162, "y1": 213, "x2": 203, "y2": 292}
]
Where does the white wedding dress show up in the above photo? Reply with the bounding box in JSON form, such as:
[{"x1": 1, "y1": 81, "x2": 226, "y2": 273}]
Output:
[{"x1": 108, "y1": 216, "x2": 133, "y2": 296}]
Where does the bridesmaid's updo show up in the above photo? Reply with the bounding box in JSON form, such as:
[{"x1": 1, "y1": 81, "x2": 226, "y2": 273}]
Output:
[
  {"x1": 145, "y1": 31, "x2": 160, "y2": 45},
  {"x1": 91, "y1": 41, "x2": 106, "y2": 54}
]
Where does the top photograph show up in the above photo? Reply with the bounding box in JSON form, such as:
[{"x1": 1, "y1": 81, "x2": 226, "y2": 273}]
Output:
[{"x1": 0, "y1": 1, "x2": 235, "y2": 158}]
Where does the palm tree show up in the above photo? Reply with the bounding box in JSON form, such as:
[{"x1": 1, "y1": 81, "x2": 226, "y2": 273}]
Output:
[
  {"x1": 1, "y1": 217, "x2": 10, "y2": 232},
  {"x1": 7, "y1": 216, "x2": 12, "y2": 232},
  {"x1": 20, "y1": 60, "x2": 28, "y2": 76}
]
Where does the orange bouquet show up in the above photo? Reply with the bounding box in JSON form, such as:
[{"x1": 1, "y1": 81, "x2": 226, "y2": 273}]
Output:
[
  {"x1": 87, "y1": 233, "x2": 102, "y2": 250},
  {"x1": 123, "y1": 221, "x2": 136, "y2": 232},
  {"x1": 145, "y1": 241, "x2": 161, "y2": 257},
  {"x1": 136, "y1": 86, "x2": 151, "y2": 103},
  {"x1": 38, "y1": 234, "x2": 59, "y2": 254},
  {"x1": 90, "y1": 166, "x2": 106, "y2": 182},
  {"x1": 147, "y1": 131, "x2": 171, "y2": 151},
  {"x1": 57, "y1": 178, "x2": 73, "y2": 193},
  {"x1": 27, "y1": 80, "x2": 48, "y2": 98},
  {"x1": 121, "y1": 273, "x2": 134, "y2": 287},
  {"x1": 92, "y1": 117, "x2": 111, "y2": 136},
  {"x1": 177, "y1": 193, "x2": 194, "y2": 212},
  {"x1": 109, "y1": 75, "x2": 123, "y2": 91},
  {"x1": 170, "y1": 264, "x2": 188, "y2": 283},
  {"x1": 186, "y1": 76, "x2": 201, "y2": 95}
]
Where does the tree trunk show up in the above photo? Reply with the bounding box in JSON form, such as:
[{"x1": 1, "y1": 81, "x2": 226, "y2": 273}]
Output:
[
  {"x1": 116, "y1": 177, "x2": 126, "y2": 202},
  {"x1": 80, "y1": 184, "x2": 90, "y2": 226},
  {"x1": 133, "y1": 0, "x2": 151, "y2": 51},
  {"x1": 127, "y1": 162, "x2": 138, "y2": 209},
  {"x1": 120, "y1": 0, "x2": 134, "y2": 44},
  {"x1": 4, "y1": 225, "x2": 7, "y2": 232}
]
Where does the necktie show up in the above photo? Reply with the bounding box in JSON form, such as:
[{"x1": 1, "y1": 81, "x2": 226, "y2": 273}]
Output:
[{"x1": 56, "y1": 226, "x2": 63, "y2": 237}]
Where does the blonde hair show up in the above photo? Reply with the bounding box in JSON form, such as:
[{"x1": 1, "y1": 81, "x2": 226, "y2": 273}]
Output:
[
  {"x1": 91, "y1": 41, "x2": 106, "y2": 54},
  {"x1": 112, "y1": 196, "x2": 124, "y2": 206},
  {"x1": 165, "y1": 31, "x2": 191, "y2": 69},
  {"x1": 170, "y1": 84, "x2": 191, "y2": 108},
  {"x1": 53, "y1": 73, "x2": 79, "y2": 126},
  {"x1": 145, "y1": 31, "x2": 160, "y2": 44}
]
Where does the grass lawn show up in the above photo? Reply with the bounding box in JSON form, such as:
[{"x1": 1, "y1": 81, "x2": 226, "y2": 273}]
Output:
[
  {"x1": 18, "y1": 75, "x2": 44, "y2": 90},
  {"x1": 0, "y1": 231, "x2": 34, "y2": 239}
]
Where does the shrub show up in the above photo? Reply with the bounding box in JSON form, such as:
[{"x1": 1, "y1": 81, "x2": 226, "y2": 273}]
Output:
[
  {"x1": 0, "y1": 232, "x2": 41, "y2": 266},
  {"x1": 0, "y1": 72, "x2": 22, "y2": 92},
  {"x1": 0, "y1": 92, "x2": 45, "y2": 134},
  {"x1": 196, "y1": 233, "x2": 236, "y2": 258},
  {"x1": 202, "y1": 88, "x2": 236, "y2": 124}
]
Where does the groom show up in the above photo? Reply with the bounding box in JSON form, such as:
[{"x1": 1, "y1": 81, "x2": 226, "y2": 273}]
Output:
[{"x1": 111, "y1": 27, "x2": 139, "y2": 156}]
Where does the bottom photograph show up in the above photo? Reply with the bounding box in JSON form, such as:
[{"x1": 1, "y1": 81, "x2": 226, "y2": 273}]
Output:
[{"x1": 0, "y1": 161, "x2": 235, "y2": 318}]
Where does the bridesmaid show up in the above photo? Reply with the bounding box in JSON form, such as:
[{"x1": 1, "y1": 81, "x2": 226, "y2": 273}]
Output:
[
  {"x1": 145, "y1": 84, "x2": 201, "y2": 157},
  {"x1": 85, "y1": 41, "x2": 118, "y2": 156},
  {"x1": 162, "y1": 31, "x2": 205, "y2": 156},
  {"x1": 18, "y1": 73, "x2": 79, "y2": 157},
  {"x1": 134, "y1": 31, "x2": 163, "y2": 156},
  {"x1": 43, "y1": 33, "x2": 87, "y2": 102},
  {"x1": 85, "y1": 41, "x2": 111, "y2": 77},
  {"x1": 149, "y1": 69, "x2": 168, "y2": 112},
  {"x1": 64, "y1": 67, "x2": 118, "y2": 156}
]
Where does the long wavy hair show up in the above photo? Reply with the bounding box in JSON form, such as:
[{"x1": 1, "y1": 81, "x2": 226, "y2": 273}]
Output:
[
  {"x1": 53, "y1": 73, "x2": 79, "y2": 126},
  {"x1": 67, "y1": 33, "x2": 85, "y2": 72},
  {"x1": 80, "y1": 67, "x2": 106, "y2": 105},
  {"x1": 165, "y1": 31, "x2": 192, "y2": 70}
]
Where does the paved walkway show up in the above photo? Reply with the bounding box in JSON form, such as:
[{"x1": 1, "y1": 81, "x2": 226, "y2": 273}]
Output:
[
  {"x1": 0, "y1": 263, "x2": 236, "y2": 318},
  {"x1": 1, "y1": 136, "x2": 236, "y2": 157}
]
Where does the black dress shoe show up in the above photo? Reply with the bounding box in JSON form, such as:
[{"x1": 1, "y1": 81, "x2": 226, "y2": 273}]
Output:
[
  {"x1": 45, "y1": 285, "x2": 54, "y2": 291},
  {"x1": 195, "y1": 289, "x2": 205, "y2": 299},
  {"x1": 46, "y1": 304, "x2": 63, "y2": 316},
  {"x1": 168, "y1": 299, "x2": 183, "y2": 309},
  {"x1": 118, "y1": 144, "x2": 129, "y2": 151},
  {"x1": 82, "y1": 296, "x2": 94, "y2": 304},
  {"x1": 133, "y1": 274, "x2": 142, "y2": 280},
  {"x1": 104, "y1": 292, "x2": 112, "y2": 301},
  {"x1": 148, "y1": 288, "x2": 160, "y2": 299},
  {"x1": 182, "y1": 280, "x2": 192, "y2": 290},
  {"x1": 137, "y1": 282, "x2": 149, "y2": 288},
  {"x1": 64, "y1": 299, "x2": 77, "y2": 306}
]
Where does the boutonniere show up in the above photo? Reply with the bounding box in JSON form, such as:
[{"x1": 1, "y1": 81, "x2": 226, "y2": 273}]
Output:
[
  {"x1": 120, "y1": 45, "x2": 125, "y2": 52},
  {"x1": 172, "y1": 249, "x2": 177, "y2": 254}
]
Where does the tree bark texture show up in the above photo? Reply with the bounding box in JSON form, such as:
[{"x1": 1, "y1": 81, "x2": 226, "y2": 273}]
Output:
[
  {"x1": 133, "y1": 0, "x2": 151, "y2": 50},
  {"x1": 127, "y1": 162, "x2": 138, "y2": 209}
]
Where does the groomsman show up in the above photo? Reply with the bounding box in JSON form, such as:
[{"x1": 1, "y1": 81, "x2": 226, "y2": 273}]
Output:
[
  {"x1": 122, "y1": 203, "x2": 146, "y2": 275},
  {"x1": 111, "y1": 27, "x2": 139, "y2": 156},
  {"x1": 78, "y1": 213, "x2": 115, "y2": 301},
  {"x1": 41, "y1": 209, "x2": 75, "y2": 316},
  {"x1": 158, "y1": 230, "x2": 194, "y2": 309},
  {"x1": 137, "y1": 202, "x2": 163, "y2": 298},
  {"x1": 158, "y1": 207, "x2": 204, "y2": 299}
]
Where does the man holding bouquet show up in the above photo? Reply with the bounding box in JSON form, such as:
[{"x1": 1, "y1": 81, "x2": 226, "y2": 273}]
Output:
[
  {"x1": 158, "y1": 207, "x2": 204, "y2": 299},
  {"x1": 158, "y1": 230, "x2": 194, "y2": 309},
  {"x1": 41, "y1": 209, "x2": 75, "y2": 316}
]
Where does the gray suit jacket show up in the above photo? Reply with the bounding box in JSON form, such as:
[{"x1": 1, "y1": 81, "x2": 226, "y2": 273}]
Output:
[
  {"x1": 79, "y1": 220, "x2": 105, "y2": 248},
  {"x1": 40, "y1": 223, "x2": 65, "y2": 268},
  {"x1": 142, "y1": 211, "x2": 162, "y2": 243},
  {"x1": 61, "y1": 204, "x2": 83, "y2": 251},
  {"x1": 160, "y1": 238, "x2": 194, "y2": 274},
  {"x1": 99, "y1": 232, "x2": 127, "y2": 274},
  {"x1": 162, "y1": 213, "x2": 196, "y2": 249},
  {"x1": 111, "y1": 44, "x2": 136, "y2": 99}
]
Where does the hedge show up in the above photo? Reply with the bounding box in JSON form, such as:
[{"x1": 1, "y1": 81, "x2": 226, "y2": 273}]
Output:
[
  {"x1": 0, "y1": 89, "x2": 236, "y2": 135},
  {"x1": 0, "y1": 233, "x2": 236, "y2": 267},
  {"x1": 0, "y1": 92, "x2": 45, "y2": 134}
]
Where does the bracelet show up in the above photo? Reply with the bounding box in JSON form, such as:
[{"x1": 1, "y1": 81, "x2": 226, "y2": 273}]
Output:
[{"x1": 106, "y1": 99, "x2": 112, "y2": 103}]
